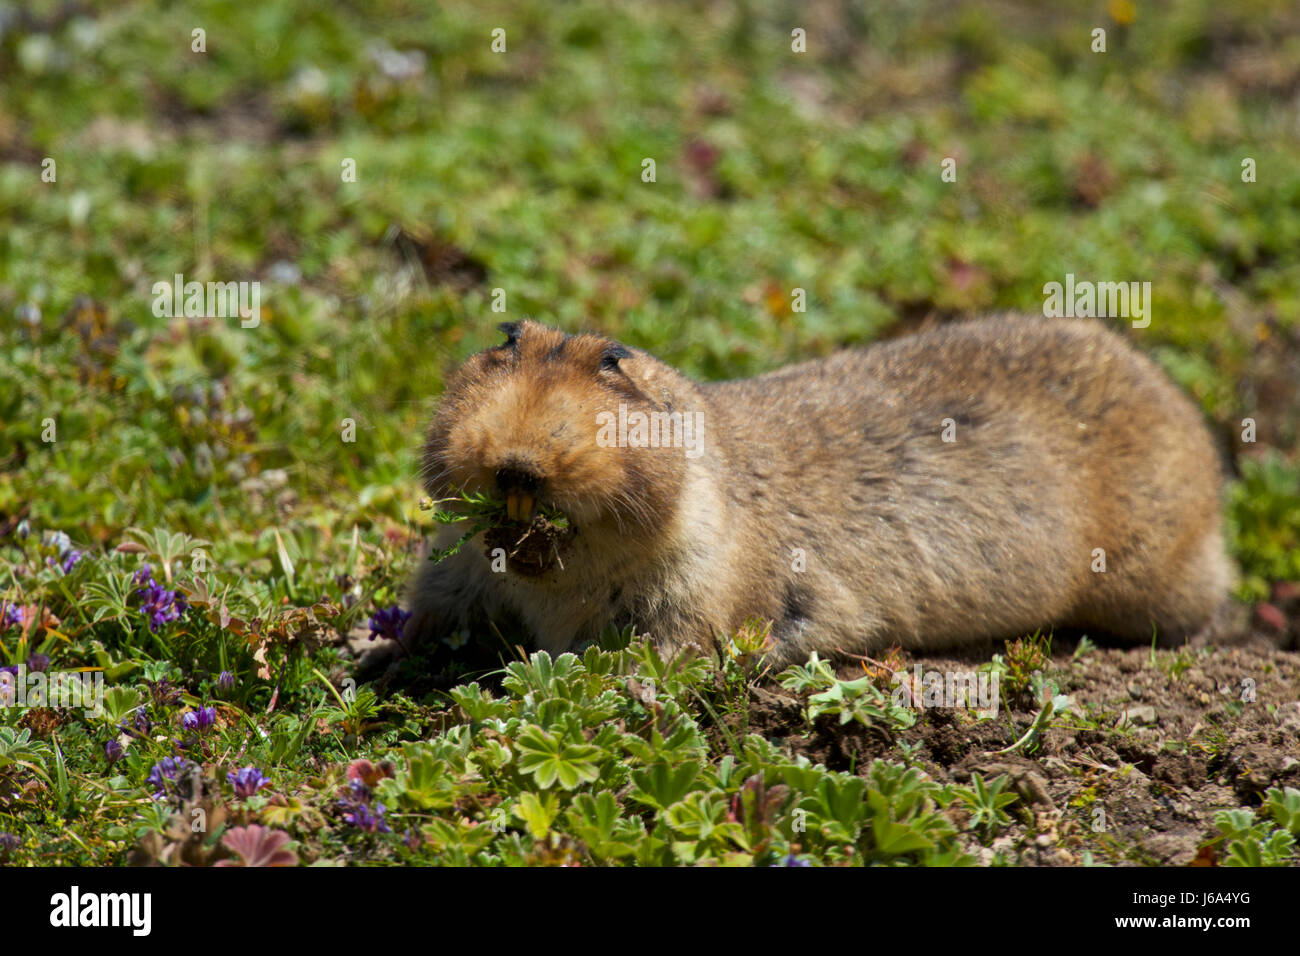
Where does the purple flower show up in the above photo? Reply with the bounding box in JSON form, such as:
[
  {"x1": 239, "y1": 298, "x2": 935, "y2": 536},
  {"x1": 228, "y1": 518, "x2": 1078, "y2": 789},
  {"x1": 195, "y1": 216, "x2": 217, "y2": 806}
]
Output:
[
  {"x1": 0, "y1": 664, "x2": 17, "y2": 677},
  {"x1": 146, "y1": 757, "x2": 192, "y2": 799},
  {"x1": 133, "y1": 566, "x2": 187, "y2": 632},
  {"x1": 105, "y1": 739, "x2": 123, "y2": 765},
  {"x1": 367, "y1": 605, "x2": 410, "y2": 642},
  {"x1": 344, "y1": 801, "x2": 391, "y2": 834},
  {"x1": 139, "y1": 584, "x2": 186, "y2": 631},
  {"x1": 338, "y1": 778, "x2": 391, "y2": 833},
  {"x1": 25, "y1": 653, "x2": 49, "y2": 673},
  {"x1": 774, "y1": 852, "x2": 810, "y2": 867},
  {"x1": 227, "y1": 766, "x2": 271, "y2": 798},
  {"x1": 132, "y1": 710, "x2": 154, "y2": 735},
  {"x1": 217, "y1": 670, "x2": 235, "y2": 692},
  {"x1": 60, "y1": 550, "x2": 83, "y2": 573},
  {"x1": 182, "y1": 705, "x2": 216, "y2": 732},
  {"x1": 145, "y1": 678, "x2": 182, "y2": 709},
  {"x1": 0, "y1": 602, "x2": 20, "y2": 629}
]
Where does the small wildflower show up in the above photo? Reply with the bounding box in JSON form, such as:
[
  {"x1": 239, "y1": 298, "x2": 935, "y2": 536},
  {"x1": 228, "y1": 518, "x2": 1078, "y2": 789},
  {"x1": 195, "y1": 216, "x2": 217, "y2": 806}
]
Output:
[
  {"x1": 133, "y1": 565, "x2": 187, "y2": 632},
  {"x1": 25, "y1": 653, "x2": 49, "y2": 673},
  {"x1": 443, "y1": 627, "x2": 471, "y2": 650},
  {"x1": 0, "y1": 602, "x2": 20, "y2": 629},
  {"x1": 60, "y1": 550, "x2": 83, "y2": 573},
  {"x1": 217, "y1": 670, "x2": 235, "y2": 692},
  {"x1": 145, "y1": 678, "x2": 182, "y2": 709},
  {"x1": 344, "y1": 801, "x2": 391, "y2": 834},
  {"x1": 132, "y1": 710, "x2": 154, "y2": 735},
  {"x1": 227, "y1": 766, "x2": 271, "y2": 798},
  {"x1": 338, "y1": 776, "x2": 391, "y2": 833},
  {"x1": 367, "y1": 605, "x2": 410, "y2": 642},
  {"x1": 105, "y1": 739, "x2": 124, "y2": 765},
  {"x1": 182, "y1": 705, "x2": 216, "y2": 732},
  {"x1": 146, "y1": 756, "x2": 192, "y2": 799},
  {"x1": 346, "y1": 777, "x2": 372, "y2": 801},
  {"x1": 0, "y1": 832, "x2": 19, "y2": 860},
  {"x1": 138, "y1": 582, "x2": 187, "y2": 631},
  {"x1": 774, "y1": 852, "x2": 810, "y2": 867}
]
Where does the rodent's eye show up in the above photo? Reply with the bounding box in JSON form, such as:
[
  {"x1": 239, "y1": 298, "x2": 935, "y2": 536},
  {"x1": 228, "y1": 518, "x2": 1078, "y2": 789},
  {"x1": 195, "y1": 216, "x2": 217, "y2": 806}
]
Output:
[
  {"x1": 496, "y1": 321, "x2": 522, "y2": 349},
  {"x1": 599, "y1": 345, "x2": 631, "y2": 372}
]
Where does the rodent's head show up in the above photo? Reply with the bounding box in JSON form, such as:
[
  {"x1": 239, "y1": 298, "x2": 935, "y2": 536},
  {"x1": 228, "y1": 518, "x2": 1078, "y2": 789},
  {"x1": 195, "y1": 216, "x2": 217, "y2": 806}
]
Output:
[{"x1": 423, "y1": 320, "x2": 697, "y2": 535}]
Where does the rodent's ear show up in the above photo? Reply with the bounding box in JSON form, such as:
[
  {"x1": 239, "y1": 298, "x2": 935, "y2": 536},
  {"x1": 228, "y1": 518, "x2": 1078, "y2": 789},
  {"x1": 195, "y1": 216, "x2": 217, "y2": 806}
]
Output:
[
  {"x1": 496, "y1": 321, "x2": 522, "y2": 347},
  {"x1": 599, "y1": 344, "x2": 632, "y2": 372}
]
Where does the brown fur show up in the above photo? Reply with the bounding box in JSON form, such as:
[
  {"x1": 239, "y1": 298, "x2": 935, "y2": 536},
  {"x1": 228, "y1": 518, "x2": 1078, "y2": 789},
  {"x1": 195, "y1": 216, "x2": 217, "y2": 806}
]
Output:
[{"x1": 406, "y1": 316, "x2": 1233, "y2": 668}]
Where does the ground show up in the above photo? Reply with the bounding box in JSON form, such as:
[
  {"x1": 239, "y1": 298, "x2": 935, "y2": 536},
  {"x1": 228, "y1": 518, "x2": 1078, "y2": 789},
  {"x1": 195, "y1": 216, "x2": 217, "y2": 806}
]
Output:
[{"x1": 744, "y1": 642, "x2": 1300, "y2": 865}]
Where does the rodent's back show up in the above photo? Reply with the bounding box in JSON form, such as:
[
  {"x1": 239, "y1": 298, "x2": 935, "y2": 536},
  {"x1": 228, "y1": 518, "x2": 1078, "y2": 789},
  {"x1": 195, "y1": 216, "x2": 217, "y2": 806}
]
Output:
[{"x1": 695, "y1": 316, "x2": 1228, "y2": 658}]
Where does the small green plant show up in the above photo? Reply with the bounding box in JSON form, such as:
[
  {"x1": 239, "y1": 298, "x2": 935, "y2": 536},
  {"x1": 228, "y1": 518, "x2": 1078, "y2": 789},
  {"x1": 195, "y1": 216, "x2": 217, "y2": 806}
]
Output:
[
  {"x1": 957, "y1": 772, "x2": 1020, "y2": 842},
  {"x1": 316, "y1": 670, "x2": 382, "y2": 740},
  {"x1": 1212, "y1": 787, "x2": 1300, "y2": 867},
  {"x1": 778, "y1": 653, "x2": 916, "y2": 731},
  {"x1": 1156, "y1": 646, "x2": 1198, "y2": 682},
  {"x1": 0, "y1": 728, "x2": 53, "y2": 784},
  {"x1": 989, "y1": 674, "x2": 1072, "y2": 756},
  {"x1": 984, "y1": 630, "x2": 1052, "y2": 703}
]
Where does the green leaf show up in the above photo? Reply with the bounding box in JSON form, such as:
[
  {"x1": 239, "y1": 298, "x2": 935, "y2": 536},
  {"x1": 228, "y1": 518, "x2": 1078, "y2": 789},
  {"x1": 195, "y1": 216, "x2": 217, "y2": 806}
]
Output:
[
  {"x1": 515, "y1": 725, "x2": 602, "y2": 790},
  {"x1": 630, "y1": 759, "x2": 703, "y2": 811},
  {"x1": 514, "y1": 791, "x2": 560, "y2": 840}
]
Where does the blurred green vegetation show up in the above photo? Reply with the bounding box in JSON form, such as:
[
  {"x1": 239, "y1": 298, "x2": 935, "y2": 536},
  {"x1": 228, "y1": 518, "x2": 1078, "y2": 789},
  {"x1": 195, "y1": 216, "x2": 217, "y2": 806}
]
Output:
[{"x1": 1, "y1": 0, "x2": 1298, "y2": 588}]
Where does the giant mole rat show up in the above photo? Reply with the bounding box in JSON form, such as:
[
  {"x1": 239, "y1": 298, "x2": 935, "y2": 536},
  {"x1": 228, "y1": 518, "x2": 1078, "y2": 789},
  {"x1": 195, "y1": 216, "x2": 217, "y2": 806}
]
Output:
[{"x1": 404, "y1": 317, "x2": 1231, "y2": 668}]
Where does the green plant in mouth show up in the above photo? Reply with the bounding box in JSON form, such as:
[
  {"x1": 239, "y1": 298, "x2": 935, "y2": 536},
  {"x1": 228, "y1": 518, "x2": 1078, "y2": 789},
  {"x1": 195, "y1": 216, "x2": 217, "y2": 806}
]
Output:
[{"x1": 423, "y1": 491, "x2": 571, "y2": 563}]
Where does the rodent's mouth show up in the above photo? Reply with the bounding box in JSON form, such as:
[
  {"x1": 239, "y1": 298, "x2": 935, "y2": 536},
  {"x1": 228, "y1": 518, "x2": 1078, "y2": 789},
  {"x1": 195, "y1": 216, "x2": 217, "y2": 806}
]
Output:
[{"x1": 483, "y1": 511, "x2": 575, "y2": 577}]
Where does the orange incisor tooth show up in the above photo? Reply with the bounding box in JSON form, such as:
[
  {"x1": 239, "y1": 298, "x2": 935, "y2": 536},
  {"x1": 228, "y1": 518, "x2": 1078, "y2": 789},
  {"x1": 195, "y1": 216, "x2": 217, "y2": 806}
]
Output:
[
  {"x1": 506, "y1": 494, "x2": 520, "y2": 521},
  {"x1": 519, "y1": 494, "x2": 535, "y2": 520}
]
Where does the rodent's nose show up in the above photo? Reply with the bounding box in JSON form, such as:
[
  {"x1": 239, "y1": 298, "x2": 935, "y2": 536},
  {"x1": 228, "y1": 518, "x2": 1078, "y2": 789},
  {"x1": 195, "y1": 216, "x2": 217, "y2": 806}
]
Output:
[{"x1": 495, "y1": 466, "x2": 542, "y2": 496}]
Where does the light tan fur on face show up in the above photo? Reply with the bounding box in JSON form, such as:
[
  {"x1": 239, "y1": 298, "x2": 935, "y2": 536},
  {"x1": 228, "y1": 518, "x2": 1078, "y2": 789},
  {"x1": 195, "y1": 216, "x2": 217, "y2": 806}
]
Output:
[{"x1": 406, "y1": 316, "x2": 1233, "y2": 669}]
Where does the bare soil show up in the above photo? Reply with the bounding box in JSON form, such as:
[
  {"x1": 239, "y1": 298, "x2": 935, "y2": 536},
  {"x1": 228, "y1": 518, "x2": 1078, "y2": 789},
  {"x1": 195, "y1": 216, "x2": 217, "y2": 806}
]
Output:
[{"x1": 746, "y1": 636, "x2": 1300, "y2": 866}]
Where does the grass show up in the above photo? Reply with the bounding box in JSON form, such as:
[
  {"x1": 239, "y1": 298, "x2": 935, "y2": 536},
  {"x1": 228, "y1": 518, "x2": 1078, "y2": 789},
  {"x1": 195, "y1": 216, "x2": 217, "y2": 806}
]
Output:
[{"x1": 0, "y1": 0, "x2": 1298, "y2": 865}]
